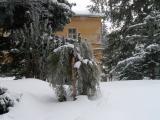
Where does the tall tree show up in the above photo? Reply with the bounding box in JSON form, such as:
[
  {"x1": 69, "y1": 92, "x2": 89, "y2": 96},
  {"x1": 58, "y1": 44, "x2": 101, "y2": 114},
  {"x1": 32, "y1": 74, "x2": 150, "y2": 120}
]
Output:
[
  {"x1": 110, "y1": 11, "x2": 160, "y2": 80},
  {"x1": 89, "y1": 0, "x2": 160, "y2": 80},
  {"x1": 0, "y1": 0, "x2": 73, "y2": 79},
  {"x1": 89, "y1": 0, "x2": 160, "y2": 28}
]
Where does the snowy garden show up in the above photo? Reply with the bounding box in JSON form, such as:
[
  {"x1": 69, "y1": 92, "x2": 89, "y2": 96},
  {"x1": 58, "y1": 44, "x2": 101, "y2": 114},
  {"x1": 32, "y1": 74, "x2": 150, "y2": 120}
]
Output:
[
  {"x1": 1, "y1": 78, "x2": 160, "y2": 120},
  {"x1": 0, "y1": 0, "x2": 160, "y2": 120}
]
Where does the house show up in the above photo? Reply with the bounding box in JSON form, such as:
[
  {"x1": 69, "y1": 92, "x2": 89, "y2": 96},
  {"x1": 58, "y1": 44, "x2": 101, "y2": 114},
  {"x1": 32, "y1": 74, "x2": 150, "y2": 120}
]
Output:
[{"x1": 55, "y1": 12, "x2": 104, "y2": 63}]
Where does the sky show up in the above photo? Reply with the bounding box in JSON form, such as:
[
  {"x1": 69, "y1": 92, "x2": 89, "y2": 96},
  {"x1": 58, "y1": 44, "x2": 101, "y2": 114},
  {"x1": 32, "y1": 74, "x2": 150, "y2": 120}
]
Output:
[{"x1": 67, "y1": 0, "x2": 92, "y2": 13}]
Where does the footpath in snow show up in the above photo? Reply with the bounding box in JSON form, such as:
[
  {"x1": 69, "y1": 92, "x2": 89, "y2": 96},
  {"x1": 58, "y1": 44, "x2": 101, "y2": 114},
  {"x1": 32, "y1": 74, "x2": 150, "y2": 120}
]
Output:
[{"x1": 0, "y1": 77, "x2": 160, "y2": 120}]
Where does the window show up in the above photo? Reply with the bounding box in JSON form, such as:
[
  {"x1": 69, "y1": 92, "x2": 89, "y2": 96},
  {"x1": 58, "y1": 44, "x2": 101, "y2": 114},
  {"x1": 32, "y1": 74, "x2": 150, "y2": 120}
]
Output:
[{"x1": 68, "y1": 28, "x2": 77, "y2": 39}]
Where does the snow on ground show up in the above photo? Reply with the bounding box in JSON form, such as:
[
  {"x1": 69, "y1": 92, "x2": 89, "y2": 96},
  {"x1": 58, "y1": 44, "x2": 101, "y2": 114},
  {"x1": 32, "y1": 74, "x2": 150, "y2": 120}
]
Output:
[{"x1": 1, "y1": 78, "x2": 160, "y2": 120}]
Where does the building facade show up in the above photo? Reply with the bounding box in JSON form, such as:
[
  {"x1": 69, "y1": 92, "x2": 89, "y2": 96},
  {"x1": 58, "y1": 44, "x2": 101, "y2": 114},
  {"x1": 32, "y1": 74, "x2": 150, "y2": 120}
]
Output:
[{"x1": 56, "y1": 14, "x2": 103, "y2": 62}]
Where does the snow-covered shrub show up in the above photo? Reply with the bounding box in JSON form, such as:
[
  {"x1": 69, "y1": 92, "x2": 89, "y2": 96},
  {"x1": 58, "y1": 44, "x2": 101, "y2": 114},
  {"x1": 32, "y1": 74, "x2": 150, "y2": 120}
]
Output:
[
  {"x1": 0, "y1": 87, "x2": 19, "y2": 115},
  {"x1": 55, "y1": 85, "x2": 67, "y2": 102}
]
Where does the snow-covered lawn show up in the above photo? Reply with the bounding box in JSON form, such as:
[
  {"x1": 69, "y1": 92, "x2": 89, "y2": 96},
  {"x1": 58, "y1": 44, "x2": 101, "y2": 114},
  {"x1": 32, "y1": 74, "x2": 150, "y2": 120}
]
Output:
[{"x1": 1, "y1": 78, "x2": 160, "y2": 120}]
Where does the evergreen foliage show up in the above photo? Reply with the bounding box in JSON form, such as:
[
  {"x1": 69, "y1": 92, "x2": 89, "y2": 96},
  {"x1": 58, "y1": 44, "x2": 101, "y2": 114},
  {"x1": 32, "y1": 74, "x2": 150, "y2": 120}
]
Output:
[
  {"x1": 0, "y1": 87, "x2": 14, "y2": 114},
  {"x1": 0, "y1": 0, "x2": 72, "y2": 31},
  {"x1": 89, "y1": 0, "x2": 160, "y2": 80},
  {"x1": 0, "y1": 0, "x2": 73, "y2": 79},
  {"x1": 110, "y1": 11, "x2": 160, "y2": 80},
  {"x1": 89, "y1": 0, "x2": 160, "y2": 28},
  {"x1": 48, "y1": 38, "x2": 100, "y2": 101}
]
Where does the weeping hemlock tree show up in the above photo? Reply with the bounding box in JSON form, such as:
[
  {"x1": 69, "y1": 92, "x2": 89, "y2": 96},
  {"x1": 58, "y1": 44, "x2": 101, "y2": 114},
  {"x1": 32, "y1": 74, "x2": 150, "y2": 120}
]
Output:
[
  {"x1": 0, "y1": 0, "x2": 72, "y2": 79},
  {"x1": 48, "y1": 38, "x2": 100, "y2": 102}
]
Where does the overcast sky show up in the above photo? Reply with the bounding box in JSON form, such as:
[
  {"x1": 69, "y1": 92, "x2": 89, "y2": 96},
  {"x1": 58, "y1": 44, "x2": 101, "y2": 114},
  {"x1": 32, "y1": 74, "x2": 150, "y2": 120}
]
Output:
[{"x1": 67, "y1": 0, "x2": 92, "y2": 13}]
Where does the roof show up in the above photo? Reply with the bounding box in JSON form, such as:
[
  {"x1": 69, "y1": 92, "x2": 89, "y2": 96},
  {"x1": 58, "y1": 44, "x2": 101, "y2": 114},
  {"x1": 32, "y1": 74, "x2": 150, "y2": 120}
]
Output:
[
  {"x1": 74, "y1": 11, "x2": 104, "y2": 17},
  {"x1": 74, "y1": 13, "x2": 104, "y2": 18},
  {"x1": 73, "y1": 9, "x2": 104, "y2": 18}
]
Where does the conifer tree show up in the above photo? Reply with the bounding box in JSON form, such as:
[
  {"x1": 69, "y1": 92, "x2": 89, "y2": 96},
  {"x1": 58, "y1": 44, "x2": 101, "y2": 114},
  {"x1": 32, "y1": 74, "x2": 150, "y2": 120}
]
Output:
[
  {"x1": 111, "y1": 11, "x2": 160, "y2": 80},
  {"x1": 48, "y1": 38, "x2": 100, "y2": 101},
  {"x1": 89, "y1": 0, "x2": 160, "y2": 28},
  {"x1": 89, "y1": 0, "x2": 160, "y2": 80},
  {"x1": 0, "y1": 0, "x2": 73, "y2": 79}
]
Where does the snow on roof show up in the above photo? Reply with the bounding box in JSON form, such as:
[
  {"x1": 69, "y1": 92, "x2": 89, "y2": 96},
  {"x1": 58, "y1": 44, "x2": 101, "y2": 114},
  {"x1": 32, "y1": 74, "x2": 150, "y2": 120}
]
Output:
[{"x1": 73, "y1": 10, "x2": 104, "y2": 18}]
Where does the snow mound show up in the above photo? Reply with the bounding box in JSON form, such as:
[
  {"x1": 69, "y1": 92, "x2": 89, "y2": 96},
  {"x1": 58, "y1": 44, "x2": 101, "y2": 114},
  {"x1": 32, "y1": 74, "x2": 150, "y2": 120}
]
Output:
[{"x1": 1, "y1": 78, "x2": 160, "y2": 120}]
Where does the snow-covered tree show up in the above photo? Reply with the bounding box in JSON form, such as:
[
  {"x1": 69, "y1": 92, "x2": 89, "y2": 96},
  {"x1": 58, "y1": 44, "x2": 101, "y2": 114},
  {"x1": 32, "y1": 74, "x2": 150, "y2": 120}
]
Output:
[
  {"x1": 0, "y1": 0, "x2": 73, "y2": 79},
  {"x1": 48, "y1": 38, "x2": 100, "y2": 101},
  {"x1": 89, "y1": 1, "x2": 160, "y2": 80},
  {"x1": 89, "y1": 0, "x2": 160, "y2": 28},
  {"x1": 111, "y1": 11, "x2": 160, "y2": 80},
  {"x1": 0, "y1": 0, "x2": 72, "y2": 31}
]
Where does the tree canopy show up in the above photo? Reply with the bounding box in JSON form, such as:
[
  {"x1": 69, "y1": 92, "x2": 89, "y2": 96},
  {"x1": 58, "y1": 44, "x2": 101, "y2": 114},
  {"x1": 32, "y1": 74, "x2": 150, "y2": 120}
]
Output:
[
  {"x1": 89, "y1": 0, "x2": 160, "y2": 80},
  {"x1": 0, "y1": 0, "x2": 73, "y2": 79},
  {"x1": 0, "y1": 0, "x2": 72, "y2": 31}
]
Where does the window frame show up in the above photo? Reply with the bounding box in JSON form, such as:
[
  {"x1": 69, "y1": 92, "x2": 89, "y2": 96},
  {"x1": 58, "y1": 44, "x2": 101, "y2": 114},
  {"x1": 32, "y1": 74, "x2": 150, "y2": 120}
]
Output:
[{"x1": 68, "y1": 28, "x2": 78, "y2": 39}]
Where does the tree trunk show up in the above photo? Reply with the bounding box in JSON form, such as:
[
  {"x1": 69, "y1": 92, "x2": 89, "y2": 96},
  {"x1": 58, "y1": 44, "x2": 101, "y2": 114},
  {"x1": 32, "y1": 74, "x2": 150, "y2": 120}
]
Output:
[{"x1": 70, "y1": 53, "x2": 77, "y2": 100}]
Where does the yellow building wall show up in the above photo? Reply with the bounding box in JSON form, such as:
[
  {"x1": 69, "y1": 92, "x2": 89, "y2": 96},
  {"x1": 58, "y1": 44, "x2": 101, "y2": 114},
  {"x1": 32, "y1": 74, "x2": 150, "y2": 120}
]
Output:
[{"x1": 56, "y1": 16, "x2": 103, "y2": 62}]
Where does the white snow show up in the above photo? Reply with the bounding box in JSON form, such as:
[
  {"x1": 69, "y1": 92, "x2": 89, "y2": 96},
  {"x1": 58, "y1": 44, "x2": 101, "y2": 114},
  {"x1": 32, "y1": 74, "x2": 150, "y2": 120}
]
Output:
[
  {"x1": 53, "y1": 43, "x2": 74, "y2": 53},
  {"x1": 89, "y1": 61, "x2": 93, "y2": 65},
  {"x1": 1, "y1": 78, "x2": 160, "y2": 120},
  {"x1": 74, "y1": 61, "x2": 81, "y2": 69},
  {"x1": 83, "y1": 59, "x2": 89, "y2": 64},
  {"x1": 77, "y1": 53, "x2": 83, "y2": 61},
  {"x1": 128, "y1": 22, "x2": 146, "y2": 30},
  {"x1": 57, "y1": 2, "x2": 71, "y2": 10},
  {"x1": 74, "y1": 11, "x2": 104, "y2": 17},
  {"x1": 74, "y1": 60, "x2": 93, "y2": 69},
  {"x1": 146, "y1": 43, "x2": 160, "y2": 52},
  {"x1": 126, "y1": 35, "x2": 148, "y2": 39},
  {"x1": 117, "y1": 56, "x2": 143, "y2": 68}
]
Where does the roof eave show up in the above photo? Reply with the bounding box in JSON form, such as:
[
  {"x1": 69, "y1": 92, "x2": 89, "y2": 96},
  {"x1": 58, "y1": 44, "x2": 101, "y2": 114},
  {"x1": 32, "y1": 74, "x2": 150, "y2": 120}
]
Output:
[{"x1": 73, "y1": 14, "x2": 104, "y2": 18}]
